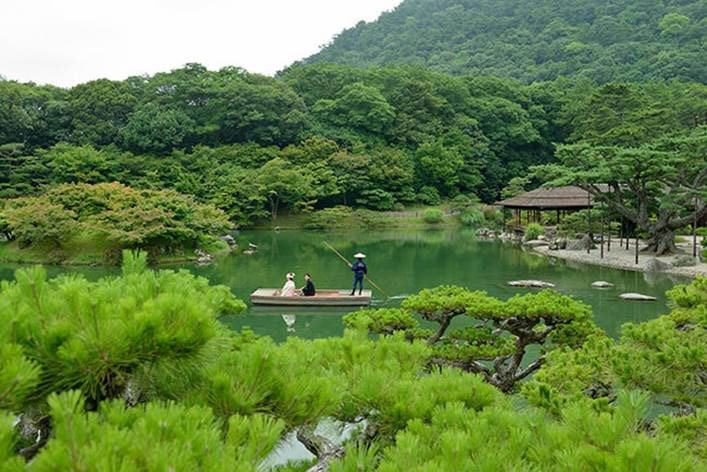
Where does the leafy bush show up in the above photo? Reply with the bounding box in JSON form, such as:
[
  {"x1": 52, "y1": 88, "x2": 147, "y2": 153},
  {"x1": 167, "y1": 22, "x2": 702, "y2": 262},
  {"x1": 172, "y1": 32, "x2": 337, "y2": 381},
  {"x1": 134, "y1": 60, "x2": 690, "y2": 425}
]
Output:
[
  {"x1": 2, "y1": 183, "x2": 232, "y2": 253},
  {"x1": 697, "y1": 227, "x2": 707, "y2": 237},
  {"x1": 448, "y1": 194, "x2": 479, "y2": 214},
  {"x1": 354, "y1": 209, "x2": 390, "y2": 228},
  {"x1": 482, "y1": 206, "x2": 502, "y2": 227},
  {"x1": 557, "y1": 209, "x2": 617, "y2": 236},
  {"x1": 460, "y1": 208, "x2": 485, "y2": 228},
  {"x1": 304, "y1": 206, "x2": 353, "y2": 230},
  {"x1": 2, "y1": 197, "x2": 79, "y2": 248},
  {"x1": 524, "y1": 223, "x2": 543, "y2": 241},
  {"x1": 417, "y1": 186, "x2": 441, "y2": 205},
  {"x1": 423, "y1": 208, "x2": 445, "y2": 224}
]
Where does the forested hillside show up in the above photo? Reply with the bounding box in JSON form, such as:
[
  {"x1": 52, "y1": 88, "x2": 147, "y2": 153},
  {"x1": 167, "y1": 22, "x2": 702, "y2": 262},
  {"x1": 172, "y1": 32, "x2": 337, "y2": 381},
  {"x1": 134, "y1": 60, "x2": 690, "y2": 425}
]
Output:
[
  {"x1": 1, "y1": 64, "x2": 705, "y2": 228},
  {"x1": 301, "y1": 0, "x2": 706, "y2": 83}
]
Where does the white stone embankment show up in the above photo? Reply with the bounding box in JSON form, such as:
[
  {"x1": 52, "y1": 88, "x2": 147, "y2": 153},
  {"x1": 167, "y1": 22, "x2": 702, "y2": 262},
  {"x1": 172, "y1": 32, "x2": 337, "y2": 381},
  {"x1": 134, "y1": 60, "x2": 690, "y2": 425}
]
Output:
[{"x1": 532, "y1": 241, "x2": 706, "y2": 278}]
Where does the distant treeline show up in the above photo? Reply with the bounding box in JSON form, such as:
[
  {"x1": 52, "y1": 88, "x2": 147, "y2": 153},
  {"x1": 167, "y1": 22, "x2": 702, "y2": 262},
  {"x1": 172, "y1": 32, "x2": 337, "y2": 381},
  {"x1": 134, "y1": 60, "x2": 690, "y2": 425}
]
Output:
[
  {"x1": 1, "y1": 64, "x2": 705, "y2": 225},
  {"x1": 303, "y1": 0, "x2": 706, "y2": 84}
]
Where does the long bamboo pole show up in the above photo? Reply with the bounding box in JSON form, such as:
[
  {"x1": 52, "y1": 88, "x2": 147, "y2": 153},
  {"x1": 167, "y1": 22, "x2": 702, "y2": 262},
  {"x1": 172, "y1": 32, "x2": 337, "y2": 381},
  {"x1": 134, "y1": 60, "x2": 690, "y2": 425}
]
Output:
[{"x1": 323, "y1": 241, "x2": 388, "y2": 297}]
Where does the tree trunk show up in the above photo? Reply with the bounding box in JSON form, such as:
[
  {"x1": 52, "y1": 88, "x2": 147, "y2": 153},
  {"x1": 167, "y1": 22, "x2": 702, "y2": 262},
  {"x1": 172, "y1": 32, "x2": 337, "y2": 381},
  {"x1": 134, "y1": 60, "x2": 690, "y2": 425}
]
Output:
[
  {"x1": 297, "y1": 426, "x2": 345, "y2": 472},
  {"x1": 643, "y1": 227, "x2": 677, "y2": 255}
]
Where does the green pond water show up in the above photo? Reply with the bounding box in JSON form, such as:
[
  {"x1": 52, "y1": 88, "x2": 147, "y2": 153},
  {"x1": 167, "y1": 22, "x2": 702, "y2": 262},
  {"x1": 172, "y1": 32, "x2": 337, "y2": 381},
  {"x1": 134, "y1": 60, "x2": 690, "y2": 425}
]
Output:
[{"x1": 0, "y1": 229, "x2": 687, "y2": 341}]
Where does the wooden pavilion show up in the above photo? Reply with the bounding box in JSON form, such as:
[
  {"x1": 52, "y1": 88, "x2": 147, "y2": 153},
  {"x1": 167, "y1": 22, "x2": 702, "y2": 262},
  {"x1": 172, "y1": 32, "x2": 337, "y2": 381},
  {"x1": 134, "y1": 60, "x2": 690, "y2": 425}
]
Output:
[{"x1": 495, "y1": 186, "x2": 599, "y2": 226}]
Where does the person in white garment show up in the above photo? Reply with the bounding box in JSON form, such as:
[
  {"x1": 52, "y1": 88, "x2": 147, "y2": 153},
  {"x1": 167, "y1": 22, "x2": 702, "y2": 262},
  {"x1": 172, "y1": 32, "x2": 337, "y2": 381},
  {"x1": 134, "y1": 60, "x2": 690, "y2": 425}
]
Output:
[{"x1": 279, "y1": 272, "x2": 297, "y2": 297}]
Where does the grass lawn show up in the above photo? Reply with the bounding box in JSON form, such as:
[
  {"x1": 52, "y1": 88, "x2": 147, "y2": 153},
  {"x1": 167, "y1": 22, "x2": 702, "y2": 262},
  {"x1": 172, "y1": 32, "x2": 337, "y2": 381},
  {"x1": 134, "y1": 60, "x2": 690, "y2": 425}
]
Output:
[{"x1": 252, "y1": 205, "x2": 462, "y2": 231}]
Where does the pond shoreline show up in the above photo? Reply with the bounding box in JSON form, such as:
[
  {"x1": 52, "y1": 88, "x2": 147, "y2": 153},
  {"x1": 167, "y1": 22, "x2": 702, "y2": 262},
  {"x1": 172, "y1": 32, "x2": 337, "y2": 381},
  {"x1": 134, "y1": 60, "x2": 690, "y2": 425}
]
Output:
[{"x1": 531, "y1": 244, "x2": 706, "y2": 278}]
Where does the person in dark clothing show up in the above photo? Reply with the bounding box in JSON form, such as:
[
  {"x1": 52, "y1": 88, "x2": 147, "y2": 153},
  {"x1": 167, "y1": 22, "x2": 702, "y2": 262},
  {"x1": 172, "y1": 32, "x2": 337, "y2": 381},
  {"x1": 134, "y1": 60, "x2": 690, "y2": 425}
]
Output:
[
  {"x1": 300, "y1": 273, "x2": 316, "y2": 297},
  {"x1": 350, "y1": 253, "x2": 367, "y2": 295}
]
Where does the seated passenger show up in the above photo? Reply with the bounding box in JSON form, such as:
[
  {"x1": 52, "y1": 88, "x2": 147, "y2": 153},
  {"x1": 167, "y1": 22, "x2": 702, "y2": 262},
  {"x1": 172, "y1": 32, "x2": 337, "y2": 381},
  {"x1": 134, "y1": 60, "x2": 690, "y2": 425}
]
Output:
[
  {"x1": 300, "y1": 273, "x2": 316, "y2": 297},
  {"x1": 280, "y1": 272, "x2": 297, "y2": 297}
]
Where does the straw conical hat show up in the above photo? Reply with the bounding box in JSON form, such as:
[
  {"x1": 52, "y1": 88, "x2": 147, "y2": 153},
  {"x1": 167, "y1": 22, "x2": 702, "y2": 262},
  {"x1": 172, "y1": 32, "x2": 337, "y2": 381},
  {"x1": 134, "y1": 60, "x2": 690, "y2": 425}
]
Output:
[{"x1": 354, "y1": 253, "x2": 366, "y2": 258}]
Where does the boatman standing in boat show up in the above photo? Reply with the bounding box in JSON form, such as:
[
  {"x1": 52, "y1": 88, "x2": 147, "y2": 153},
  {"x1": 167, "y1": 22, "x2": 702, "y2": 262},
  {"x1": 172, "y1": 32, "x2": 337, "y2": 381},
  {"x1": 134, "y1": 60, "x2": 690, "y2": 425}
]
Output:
[{"x1": 350, "y1": 253, "x2": 367, "y2": 296}]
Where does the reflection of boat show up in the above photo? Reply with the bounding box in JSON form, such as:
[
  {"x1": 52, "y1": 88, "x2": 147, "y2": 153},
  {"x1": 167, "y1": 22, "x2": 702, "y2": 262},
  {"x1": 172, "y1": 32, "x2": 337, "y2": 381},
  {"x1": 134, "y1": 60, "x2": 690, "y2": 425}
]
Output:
[{"x1": 250, "y1": 289, "x2": 372, "y2": 306}]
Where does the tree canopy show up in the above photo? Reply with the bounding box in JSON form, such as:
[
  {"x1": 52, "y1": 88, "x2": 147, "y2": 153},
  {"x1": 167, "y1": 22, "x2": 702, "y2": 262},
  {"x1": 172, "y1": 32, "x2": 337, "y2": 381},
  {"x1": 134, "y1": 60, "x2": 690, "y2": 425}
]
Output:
[
  {"x1": 302, "y1": 0, "x2": 706, "y2": 84},
  {"x1": 0, "y1": 257, "x2": 704, "y2": 469}
]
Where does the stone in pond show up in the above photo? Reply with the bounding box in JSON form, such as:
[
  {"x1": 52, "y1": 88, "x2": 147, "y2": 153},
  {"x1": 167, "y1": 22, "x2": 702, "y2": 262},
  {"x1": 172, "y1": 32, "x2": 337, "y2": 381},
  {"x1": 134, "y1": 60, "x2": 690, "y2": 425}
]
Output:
[
  {"x1": 619, "y1": 293, "x2": 657, "y2": 301},
  {"x1": 591, "y1": 281, "x2": 615, "y2": 289},
  {"x1": 508, "y1": 280, "x2": 556, "y2": 288}
]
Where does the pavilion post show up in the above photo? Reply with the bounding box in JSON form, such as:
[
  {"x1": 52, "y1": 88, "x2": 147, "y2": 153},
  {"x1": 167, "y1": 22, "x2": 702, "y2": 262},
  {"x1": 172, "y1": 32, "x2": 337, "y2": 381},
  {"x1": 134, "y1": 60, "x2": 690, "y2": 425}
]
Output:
[
  {"x1": 635, "y1": 232, "x2": 639, "y2": 265},
  {"x1": 694, "y1": 196, "x2": 698, "y2": 259},
  {"x1": 586, "y1": 191, "x2": 591, "y2": 254},
  {"x1": 600, "y1": 211, "x2": 604, "y2": 259},
  {"x1": 503, "y1": 207, "x2": 507, "y2": 235},
  {"x1": 626, "y1": 219, "x2": 630, "y2": 250}
]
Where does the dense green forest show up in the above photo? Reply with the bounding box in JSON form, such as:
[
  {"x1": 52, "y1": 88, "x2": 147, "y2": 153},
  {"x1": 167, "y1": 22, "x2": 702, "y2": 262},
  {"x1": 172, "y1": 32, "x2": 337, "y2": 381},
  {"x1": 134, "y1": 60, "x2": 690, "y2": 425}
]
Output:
[
  {"x1": 302, "y1": 0, "x2": 707, "y2": 83},
  {"x1": 1, "y1": 63, "x2": 705, "y2": 233},
  {"x1": 1, "y1": 253, "x2": 704, "y2": 469}
]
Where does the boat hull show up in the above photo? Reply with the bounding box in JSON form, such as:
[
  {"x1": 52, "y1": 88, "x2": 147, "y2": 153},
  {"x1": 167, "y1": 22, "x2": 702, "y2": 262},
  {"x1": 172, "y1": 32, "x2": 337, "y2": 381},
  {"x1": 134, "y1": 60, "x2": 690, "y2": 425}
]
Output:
[{"x1": 250, "y1": 289, "x2": 372, "y2": 306}]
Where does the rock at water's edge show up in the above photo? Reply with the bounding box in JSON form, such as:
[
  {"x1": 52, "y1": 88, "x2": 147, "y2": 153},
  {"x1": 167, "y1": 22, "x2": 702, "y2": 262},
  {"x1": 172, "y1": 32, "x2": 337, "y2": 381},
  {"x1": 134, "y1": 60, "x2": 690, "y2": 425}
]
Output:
[
  {"x1": 591, "y1": 281, "x2": 615, "y2": 289},
  {"x1": 566, "y1": 235, "x2": 596, "y2": 251},
  {"x1": 672, "y1": 255, "x2": 697, "y2": 267},
  {"x1": 523, "y1": 239, "x2": 549, "y2": 248},
  {"x1": 645, "y1": 258, "x2": 671, "y2": 272},
  {"x1": 620, "y1": 293, "x2": 657, "y2": 301},
  {"x1": 508, "y1": 280, "x2": 556, "y2": 288}
]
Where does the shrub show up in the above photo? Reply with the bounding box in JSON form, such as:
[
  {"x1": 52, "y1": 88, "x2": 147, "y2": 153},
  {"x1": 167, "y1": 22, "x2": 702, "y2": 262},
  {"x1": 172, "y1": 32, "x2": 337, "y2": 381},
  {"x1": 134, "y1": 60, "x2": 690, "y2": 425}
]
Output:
[
  {"x1": 460, "y1": 208, "x2": 485, "y2": 228},
  {"x1": 558, "y1": 209, "x2": 607, "y2": 236},
  {"x1": 2, "y1": 183, "x2": 232, "y2": 253},
  {"x1": 356, "y1": 189, "x2": 395, "y2": 210},
  {"x1": 354, "y1": 209, "x2": 390, "y2": 228},
  {"x1": 482, "y1": 206, "x2": 502, "y2": 228},
  {"x1": 697, "y1": 227, "x2": 707, "y2": 237},
  {"x1": 524, "y1": 223, "x2": 543, "y2": 241},
  {"x1": 417, "y1": 186, "x2": 441, "y2": 205},
  {"x1": 448, "y1": 194, "x2": 479, "y2": 214},
  {"x1": 304, "y1": 206, "x2": 353, "y2": 230},
  {"x1": 423, "y1": 208, "x2": 445, "y2": 224},
  {"x1": 2, "y1": 197, "x2": 79, "y2": 248}
]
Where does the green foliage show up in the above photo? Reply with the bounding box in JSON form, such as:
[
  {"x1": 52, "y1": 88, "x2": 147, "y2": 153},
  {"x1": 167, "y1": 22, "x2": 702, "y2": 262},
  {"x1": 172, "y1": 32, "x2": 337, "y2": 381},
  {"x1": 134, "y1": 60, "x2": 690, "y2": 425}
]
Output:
[
  {"x1": 526, "y1": 276, "x2": 707, "y2": 414},
  {"x1": 0, "y1": 260, "x2": 705, "y2": 469},
  {"x1": 523, "y1": 222, "x2": 543, "y2": 241},
  {"x1": 416, "y1": 186, "x2": 441, "y2": 206},
  {"x1": 558, "y1": 209, "x2": 605, "y2": 236},
  {"x1": 500, "y1": 176, "x2": 530, "y2": 199},
  {"x1": 304, "y1": 0, "x2": 706, "y2": 83},
  {"x1": 371, "y1": 391, "x2": 699, "y2": 471},
  {"x1": 304, "y1": 206, "x2": 353, "y2": 230},
  {"x1": 121, "y1": 103, "x2": 195, "y2": 154},
  {"x1": 2, "y1": 197, "x2": 79, "y2": 248},
  {"x1": 0, "y1": 252, "x2": 244, "y2": 407},
  {"x1": 30, "y1": 390, "x2": 282, "y2": 471},
  {"x1": 614, "y1": 278, "x2": 707, "y2": 408},
  {"x1": 459, "y1": 207, "x2": 484, "y2": 228},
  {"x1": 0, "y1": 413, "x2": 24, "y2": 471},
  {"x1": 347, "y1": 285, "x2": 596, "y2": 392},
  {"x1": 422, "y1": 209, "x2": 444, "y2": 224},
  {"x1": 1, "y1": 183, "x2": 232, "y2": 254}
]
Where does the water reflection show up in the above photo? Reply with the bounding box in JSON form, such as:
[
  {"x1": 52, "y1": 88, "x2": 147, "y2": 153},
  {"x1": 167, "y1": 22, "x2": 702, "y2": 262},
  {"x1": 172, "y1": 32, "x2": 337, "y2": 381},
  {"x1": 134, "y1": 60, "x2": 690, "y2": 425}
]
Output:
[{"x1": 0, "y1": 228, "x2": 687, "y2": 342}]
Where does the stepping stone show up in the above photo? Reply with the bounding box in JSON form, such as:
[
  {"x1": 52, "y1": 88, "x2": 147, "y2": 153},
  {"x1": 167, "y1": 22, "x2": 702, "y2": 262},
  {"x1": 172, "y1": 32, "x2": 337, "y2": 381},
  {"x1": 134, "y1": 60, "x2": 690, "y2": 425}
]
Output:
[
  {"x1": 591, "y1": 281, "x2": 615, "y2": 289},
  {"x1": 508, "y1": 280, "x2": 556, "y2": 288},
  {"x1": 619, "y1": 293, "x2": 657, "y2": 301}
]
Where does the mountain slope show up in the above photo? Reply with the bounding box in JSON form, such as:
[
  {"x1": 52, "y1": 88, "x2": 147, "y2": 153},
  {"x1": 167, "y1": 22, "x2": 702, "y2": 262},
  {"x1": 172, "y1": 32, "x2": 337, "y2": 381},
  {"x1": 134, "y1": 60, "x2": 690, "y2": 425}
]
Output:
[{"x1": 301, "y1": 0, "x2": 706, "y2": 83}]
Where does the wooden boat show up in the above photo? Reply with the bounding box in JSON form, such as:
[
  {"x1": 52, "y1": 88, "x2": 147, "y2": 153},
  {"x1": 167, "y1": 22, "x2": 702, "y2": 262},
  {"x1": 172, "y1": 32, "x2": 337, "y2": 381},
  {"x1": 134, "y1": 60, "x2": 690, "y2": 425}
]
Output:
[{"x1": 250, "y1": 289, "x2": 372, "y2": 306}]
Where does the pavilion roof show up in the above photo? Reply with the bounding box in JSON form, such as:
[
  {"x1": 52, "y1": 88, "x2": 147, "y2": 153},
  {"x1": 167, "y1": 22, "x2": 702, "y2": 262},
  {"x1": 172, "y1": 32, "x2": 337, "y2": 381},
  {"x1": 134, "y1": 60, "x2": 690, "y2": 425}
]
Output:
[{"x1": 495, "y1": 185, "x2": 608, "y2": 210}]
